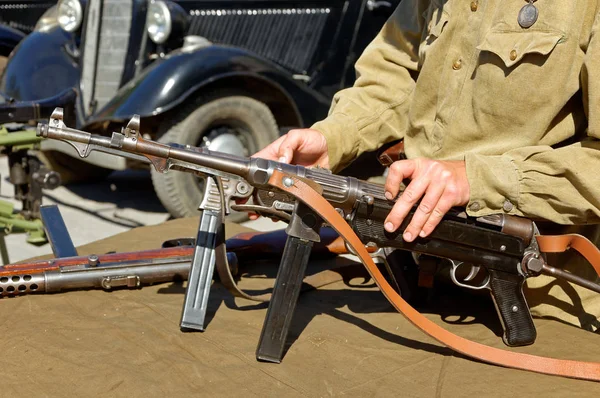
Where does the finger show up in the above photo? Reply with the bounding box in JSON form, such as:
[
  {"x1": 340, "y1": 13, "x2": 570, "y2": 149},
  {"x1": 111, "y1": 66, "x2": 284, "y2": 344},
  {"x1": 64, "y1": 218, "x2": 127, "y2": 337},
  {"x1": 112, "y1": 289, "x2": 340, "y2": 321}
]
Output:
[
  {"x1": 419, "y1": 191, "x2": 455, "y2": 237},
  {"x1": 252, "y1": 135, "x2": 286, "y2": 161},
  {"x1": 384, "y1": 174, "x2": 431, "y2": 235},
  {"x1": 384, "y1": 160, "x2": 416, "y2": 200},
  {"x1": 279, "y1": 146, "x2": 294, "y2": 164},
  {"x1": 402, "y1": 179, "x2": 446, "y2": 242},
  {"x1": 278, "y1": 130, "x2": 305, "y2": 163}
]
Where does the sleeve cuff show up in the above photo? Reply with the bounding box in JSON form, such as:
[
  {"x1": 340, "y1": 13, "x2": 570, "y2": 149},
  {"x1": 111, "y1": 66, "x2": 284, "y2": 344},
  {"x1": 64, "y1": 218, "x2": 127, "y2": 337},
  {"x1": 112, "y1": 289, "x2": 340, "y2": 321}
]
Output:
[
  {"x1": 311, "y1": 113, "x2": 360, "y2": 173},
  {"x1": 464, "y1": 153, "x2": 522, "y2": 217}
]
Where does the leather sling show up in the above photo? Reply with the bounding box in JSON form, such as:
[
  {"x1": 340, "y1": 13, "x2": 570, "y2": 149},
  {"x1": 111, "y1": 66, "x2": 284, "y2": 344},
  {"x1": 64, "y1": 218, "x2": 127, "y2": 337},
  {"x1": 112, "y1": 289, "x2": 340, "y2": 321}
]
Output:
[
  {"x1": 267, "y1": 169, "x2": 600, "y2": 382},
  {"x1": 216, "y1": 233, "x2": 375, "y2": 302}
]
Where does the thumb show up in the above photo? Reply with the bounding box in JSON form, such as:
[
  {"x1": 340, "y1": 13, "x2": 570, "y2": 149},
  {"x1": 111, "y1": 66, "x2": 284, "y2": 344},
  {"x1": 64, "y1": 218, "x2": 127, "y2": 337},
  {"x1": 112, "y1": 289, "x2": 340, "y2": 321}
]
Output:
[
  {"x1": 278, "y1": 134, "x2": 302, "y2": 163},
  {"x1": 279, "y1": 147, "x2": 294, "y2": 164}
]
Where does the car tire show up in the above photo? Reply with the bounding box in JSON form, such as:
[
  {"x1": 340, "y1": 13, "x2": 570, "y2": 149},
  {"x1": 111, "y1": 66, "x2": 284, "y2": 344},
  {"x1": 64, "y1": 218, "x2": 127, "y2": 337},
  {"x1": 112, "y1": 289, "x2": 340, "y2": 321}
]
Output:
[{"x1": 151, "y1": 95, "x2": 279, "y2": 221}]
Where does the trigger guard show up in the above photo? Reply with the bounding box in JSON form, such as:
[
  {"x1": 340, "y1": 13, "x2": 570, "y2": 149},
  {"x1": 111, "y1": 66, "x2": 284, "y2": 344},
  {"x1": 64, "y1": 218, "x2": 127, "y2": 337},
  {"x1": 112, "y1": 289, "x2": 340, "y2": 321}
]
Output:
[{"x1": 450, "y1": 262, "x2": 490, "y2": 290}]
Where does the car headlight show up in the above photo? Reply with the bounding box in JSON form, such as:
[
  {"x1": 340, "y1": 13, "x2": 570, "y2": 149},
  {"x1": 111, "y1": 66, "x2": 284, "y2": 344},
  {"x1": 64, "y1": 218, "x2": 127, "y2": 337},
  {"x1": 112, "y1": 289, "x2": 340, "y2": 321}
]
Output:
[
  {"x1": 34, "y1": 6, "x2": 59, "y2": 33},
  {"x1": 147, "y1": 1, "x2": 172, "y2": 44},
  {"x1": 57, "y1": 0, "x2": 83, "y2": 32}
]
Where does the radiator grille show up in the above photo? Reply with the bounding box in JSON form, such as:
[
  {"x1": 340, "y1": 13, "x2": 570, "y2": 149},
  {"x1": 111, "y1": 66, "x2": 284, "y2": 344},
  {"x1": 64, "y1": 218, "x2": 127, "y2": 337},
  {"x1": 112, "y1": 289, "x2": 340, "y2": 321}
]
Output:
[
  {"x1": 0, "y1": 2, "x2": 55, "y2": 33},
  {"x1": 81, "y1": 0, "x2": 132, "y2": 115},
  {"x1": 187, "y1": 8, "x2": 330, "y2": 73}
]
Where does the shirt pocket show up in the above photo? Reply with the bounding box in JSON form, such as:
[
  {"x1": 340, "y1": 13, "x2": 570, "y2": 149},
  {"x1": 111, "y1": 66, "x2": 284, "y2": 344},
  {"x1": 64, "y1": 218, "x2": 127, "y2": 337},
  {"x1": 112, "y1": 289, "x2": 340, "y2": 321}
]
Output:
[
  {"x1": 472, "y1": 28, "x2": 567, "y2": 128},
  {"x1": 477, "y1": 30, "x2": 564, "y2": 68}
]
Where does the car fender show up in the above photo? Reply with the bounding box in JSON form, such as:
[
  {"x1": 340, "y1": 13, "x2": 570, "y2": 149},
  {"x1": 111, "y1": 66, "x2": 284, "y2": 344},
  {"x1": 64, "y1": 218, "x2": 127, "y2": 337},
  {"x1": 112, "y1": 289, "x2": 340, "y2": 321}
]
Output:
[
  {"x1": 0, "y1": 24, "x2": 25, "y2": 57},
  {"x1": 90, "y1": 45, "x2": 330, "y2": 128},
  {"x1": 0, "y1": 27, "x2": 78, "y2": 101}
]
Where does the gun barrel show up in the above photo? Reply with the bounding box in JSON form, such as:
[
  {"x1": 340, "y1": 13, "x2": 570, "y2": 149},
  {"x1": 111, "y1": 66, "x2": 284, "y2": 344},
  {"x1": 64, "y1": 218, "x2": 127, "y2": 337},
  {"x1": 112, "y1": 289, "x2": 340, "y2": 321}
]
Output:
[
  {"x1": 0, "y1": 257, "x2": 191, "y2": 297},
  {"x1": 37, "y1": 121, "x2": 118, "y2": 153},
  {"x1": 37, "y1": 117, "x2": 253, "y2": 180},
  {"x1": 168, "y1": 146, "x2": 252, "y2": 179},
  {"x1": 46, "y1": 259, "x2": 191, "y2": 292}
]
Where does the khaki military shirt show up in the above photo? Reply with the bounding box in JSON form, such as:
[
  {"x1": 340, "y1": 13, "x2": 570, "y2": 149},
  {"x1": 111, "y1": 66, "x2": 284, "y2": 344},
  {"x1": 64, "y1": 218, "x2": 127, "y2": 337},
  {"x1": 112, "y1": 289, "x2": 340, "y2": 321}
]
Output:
[
  {"x1": 312, "y1": 0, "x2": 600, "y2": 225},
  {"x1": 312, "y1": 0, "x2": 600, "y2": 329}
]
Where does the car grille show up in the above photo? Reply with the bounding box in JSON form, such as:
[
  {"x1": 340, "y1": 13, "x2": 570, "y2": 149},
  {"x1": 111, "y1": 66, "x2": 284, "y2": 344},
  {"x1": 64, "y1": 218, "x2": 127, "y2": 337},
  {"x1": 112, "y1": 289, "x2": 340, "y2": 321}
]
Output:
[
  {"x1": 0, "y1": 2, "x2": 55, "y2": 33},
  {"x1": 187, "y1": 8, "x2": 331, "y2": 73},
  {"x1": 81, "y1": 0, "x2": 132, "y2": 116}
]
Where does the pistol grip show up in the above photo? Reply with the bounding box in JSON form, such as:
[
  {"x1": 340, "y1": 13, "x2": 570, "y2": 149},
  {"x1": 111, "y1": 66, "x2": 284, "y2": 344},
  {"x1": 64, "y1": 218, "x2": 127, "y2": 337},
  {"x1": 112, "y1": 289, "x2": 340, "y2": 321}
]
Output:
[{"x1": 488, "y1": 269, "x2": 536, "y2": 347}]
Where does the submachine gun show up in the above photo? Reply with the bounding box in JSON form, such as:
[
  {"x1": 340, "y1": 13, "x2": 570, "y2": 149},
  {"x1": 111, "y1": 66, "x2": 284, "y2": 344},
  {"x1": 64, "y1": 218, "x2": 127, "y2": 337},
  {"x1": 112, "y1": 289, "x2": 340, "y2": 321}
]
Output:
[{"x1": 36, "y1": 108, "x2": 600, "y2": 380}]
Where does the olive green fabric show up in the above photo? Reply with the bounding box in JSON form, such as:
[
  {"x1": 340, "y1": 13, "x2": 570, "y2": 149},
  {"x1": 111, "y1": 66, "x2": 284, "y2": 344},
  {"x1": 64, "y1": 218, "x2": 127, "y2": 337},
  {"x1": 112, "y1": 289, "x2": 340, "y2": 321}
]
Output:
[
  {"x1": 311, "y1": 0, "x2": 600, "y2": 332},
  {"x1": 3, "y1": 218, "x2": 600, "y2": 396},
  {"x1": 312, "y1": 0, "x2": 600, "y2": 224}
]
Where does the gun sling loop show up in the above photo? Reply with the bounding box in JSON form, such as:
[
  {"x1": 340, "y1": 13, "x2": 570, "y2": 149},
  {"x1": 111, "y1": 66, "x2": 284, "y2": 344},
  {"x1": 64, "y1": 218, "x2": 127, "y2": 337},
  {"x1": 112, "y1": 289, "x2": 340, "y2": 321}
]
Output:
[
  {"x1": 267, "y1": 169, "x2": 600, "y2": 382},
  {"x1": 213, "y1": 177, "x2": 349, "y2": 303},
  {"x1": 215, "y1": 235, "x2": 347, "y2": 302}
]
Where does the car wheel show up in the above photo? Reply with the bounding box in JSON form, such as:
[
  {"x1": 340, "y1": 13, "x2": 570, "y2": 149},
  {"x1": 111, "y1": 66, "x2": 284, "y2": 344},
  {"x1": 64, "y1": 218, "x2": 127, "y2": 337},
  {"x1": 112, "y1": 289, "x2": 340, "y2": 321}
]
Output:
[{"x1": 151, "y1": 95, "x2": 279, "y2": 221}]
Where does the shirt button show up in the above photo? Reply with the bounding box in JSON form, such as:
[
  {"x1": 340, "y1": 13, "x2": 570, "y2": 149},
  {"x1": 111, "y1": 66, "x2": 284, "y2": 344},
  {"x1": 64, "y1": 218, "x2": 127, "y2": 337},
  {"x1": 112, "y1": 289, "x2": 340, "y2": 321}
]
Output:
[
  {"x1": 470, "y1": 1, "x2": 478, "y2": 11},
  {"x1": 509, "y1": 50, "x2": 517, "y2": 61},
  {"x1": 503, "y1": 200, "x2": 514, "y2": 212},
  {"x1": 469, "y1": 201, "x2": 481, "y2": 211},
  {"x1": 452, "y1": 59, "x2": 462, "y2": 70}
]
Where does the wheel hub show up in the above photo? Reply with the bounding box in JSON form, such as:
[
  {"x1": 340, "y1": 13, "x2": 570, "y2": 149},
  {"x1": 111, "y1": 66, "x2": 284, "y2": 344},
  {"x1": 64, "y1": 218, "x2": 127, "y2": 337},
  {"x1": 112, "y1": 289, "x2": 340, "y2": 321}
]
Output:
[{"x1": 203, "y1": 127, "x2": 249, "y2": 156}]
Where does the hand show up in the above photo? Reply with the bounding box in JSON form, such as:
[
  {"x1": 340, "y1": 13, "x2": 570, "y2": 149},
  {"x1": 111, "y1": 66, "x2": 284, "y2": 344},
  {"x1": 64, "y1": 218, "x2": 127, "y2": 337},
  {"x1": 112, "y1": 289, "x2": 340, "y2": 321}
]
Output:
[
  {"x1": 252, "y1": 128, "x2": 330, "y2": 169},
  {"x1": 246, "y1": 129, "x2": 330, "y2": 220},
  {"x1": 383, "y1": 158, "x2": 470, "y2": 242}
]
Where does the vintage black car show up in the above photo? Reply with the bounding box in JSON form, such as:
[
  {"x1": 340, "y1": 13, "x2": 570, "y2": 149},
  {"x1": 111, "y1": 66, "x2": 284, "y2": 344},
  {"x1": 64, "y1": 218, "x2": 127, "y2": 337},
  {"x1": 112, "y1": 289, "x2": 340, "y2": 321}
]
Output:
[{"x1": 0, "y1": 0, "x2": 398, "y2": 218}]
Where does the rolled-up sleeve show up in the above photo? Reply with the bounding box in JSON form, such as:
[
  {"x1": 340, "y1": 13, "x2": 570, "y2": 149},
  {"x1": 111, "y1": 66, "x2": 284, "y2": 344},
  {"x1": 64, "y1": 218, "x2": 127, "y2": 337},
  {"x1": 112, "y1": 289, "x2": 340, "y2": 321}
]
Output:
[
  {"x1": 311, "y1": 0, "x2": 427, "y2": 172},
  {"x1": 465, "y1": 141, "x2": 600, "y2": 223}
]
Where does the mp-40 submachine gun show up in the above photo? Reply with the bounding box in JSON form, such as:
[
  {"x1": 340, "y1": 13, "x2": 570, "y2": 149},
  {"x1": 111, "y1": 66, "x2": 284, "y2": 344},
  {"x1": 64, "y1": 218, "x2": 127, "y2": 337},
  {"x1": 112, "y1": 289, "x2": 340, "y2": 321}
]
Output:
[{"x1": 36, "y1": 108, "x2": 600, "y2": 366}]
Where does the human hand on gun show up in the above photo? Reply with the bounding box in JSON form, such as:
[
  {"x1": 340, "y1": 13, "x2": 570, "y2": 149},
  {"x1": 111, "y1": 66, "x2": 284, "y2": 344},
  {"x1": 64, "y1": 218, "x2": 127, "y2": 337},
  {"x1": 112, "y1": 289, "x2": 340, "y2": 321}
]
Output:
[
  {"x1": 245, "y1": 128, "x2": 330, "y2": 219},
  {"x1": 253, "y1": 128, "x2": 331, "y2": 168},
  {"x1": 252, "y1": 129, "x2": 471, "y2": 241}
]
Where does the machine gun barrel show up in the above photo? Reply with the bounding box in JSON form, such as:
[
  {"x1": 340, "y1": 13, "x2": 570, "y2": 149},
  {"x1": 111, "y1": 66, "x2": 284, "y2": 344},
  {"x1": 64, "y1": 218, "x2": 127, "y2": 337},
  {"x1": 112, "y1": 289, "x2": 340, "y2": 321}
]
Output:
[
  {"x1": 36, "y1": 112, "x2": 253, "y2": 181},
  {"x1": 0, "y1": 247, "x2": 194, "y2": 297}
]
